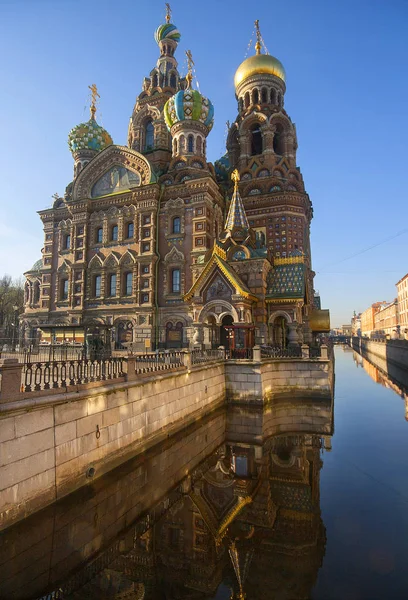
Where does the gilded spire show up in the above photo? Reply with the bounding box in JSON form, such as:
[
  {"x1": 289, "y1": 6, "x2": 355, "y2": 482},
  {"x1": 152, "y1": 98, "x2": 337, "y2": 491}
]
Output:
[
  {"x1": 88, "y1": 83, "x2": 100, "y2": 120},
  {"x1": 225, "y1": 170, "x2": 250, "y2": 232},
  {"x1": 254, "y1": 19, "x2": 262, "y2": 55},
  {"x1": 185, "y1": 49, "x2": 194, "y2": 89},
  {"x1": 165, "y1": 2, "x2": 171, "y2": 23}
]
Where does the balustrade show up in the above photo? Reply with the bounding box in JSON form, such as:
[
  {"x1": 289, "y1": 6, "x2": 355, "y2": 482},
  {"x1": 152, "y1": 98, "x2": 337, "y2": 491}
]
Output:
[{"x1": 22, "y1": 357, "x2": 125, "y2": 392}]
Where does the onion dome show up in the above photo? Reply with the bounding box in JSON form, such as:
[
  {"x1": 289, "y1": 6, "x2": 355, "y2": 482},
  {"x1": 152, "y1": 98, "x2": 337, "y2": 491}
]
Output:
[
  {"x1": 164, "y1": 89, "x2": 214, "y2": 131},
  {"x1": 234, "y1": 53, "x2": 286, "y2": 89},
  {"x1": 215, "y1": 153, "x2": 230, "y2": 182},
  {"x1": 68, "y1": 118, "x2": 113, "y2": 155},
  {"x1": 154, "y1": 22, "x2": 181, "y2": 44}
]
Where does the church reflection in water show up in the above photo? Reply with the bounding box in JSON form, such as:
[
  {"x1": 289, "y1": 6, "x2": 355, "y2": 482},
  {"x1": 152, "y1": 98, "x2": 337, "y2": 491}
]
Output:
[{"x1": 0, "y1": 397, "x2": 333, "y2": 600}]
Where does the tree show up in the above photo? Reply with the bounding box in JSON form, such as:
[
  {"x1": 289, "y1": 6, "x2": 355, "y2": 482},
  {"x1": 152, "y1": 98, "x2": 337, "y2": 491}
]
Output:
[{"x1": 0, "y1": 275, "x2": 24, "y2": 346}]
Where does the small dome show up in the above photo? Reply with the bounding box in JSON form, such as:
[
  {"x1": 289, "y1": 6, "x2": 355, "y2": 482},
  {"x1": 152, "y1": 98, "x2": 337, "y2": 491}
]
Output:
[
  {"x1": 154, "y1": 23, "x2": 181, "y2": 44},
  {"x1": 164, "y1": 89, "x2": 214, "y2": 131},
  {"x1": 215, "y1": 153, "x2": 230, "y2": 182},
  {"x1": 234, "y1": 53, "x2": 286, "y2": 89},
  {"x1": 68, "y1": 119, "x2": 113, "y2": 155},
  {"x1": 30, "y1": 258, "x2": 43, "y2": 272}
]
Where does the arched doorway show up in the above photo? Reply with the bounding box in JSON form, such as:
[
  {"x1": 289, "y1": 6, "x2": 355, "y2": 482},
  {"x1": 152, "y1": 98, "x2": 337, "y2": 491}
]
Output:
[
  {"x1": 220, "y1": 314, "x2": 234, "y2": 349},
  {"x1": 206, "y1": 315, "x2": 219, "y2": 349},
  {"x1": 116, "y1": 321, "x2": 133, "y2": 350},
  {"x1": 166, "y1": 321, "x2": 183, "y2": 349},
  {"x1": 270, "y1": 315, "x2": 289, "y2": 347}
]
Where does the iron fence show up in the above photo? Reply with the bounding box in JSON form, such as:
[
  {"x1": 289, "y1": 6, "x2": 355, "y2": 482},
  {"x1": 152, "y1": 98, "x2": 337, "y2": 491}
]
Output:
[
  {"x1": 260, "y1": 345, "x2": 302, "y2": 359},
  {"x1": 134, "y1": 351, "x2": 184, "y2": 374},
  {"x1": 191, "y1": 348, "x2": 225, "y2": 365}
]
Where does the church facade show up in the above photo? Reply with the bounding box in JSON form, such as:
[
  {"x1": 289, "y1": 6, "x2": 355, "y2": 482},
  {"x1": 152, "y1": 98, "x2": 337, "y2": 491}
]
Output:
[{"x1": 21, "y1": 11, "x2": 329, "y2": 352}]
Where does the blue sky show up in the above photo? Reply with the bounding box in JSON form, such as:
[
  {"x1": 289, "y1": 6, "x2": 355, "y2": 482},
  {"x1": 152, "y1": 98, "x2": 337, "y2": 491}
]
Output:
[{"x1": 1, "y1": 0, "x2": 407, "y2": 326}]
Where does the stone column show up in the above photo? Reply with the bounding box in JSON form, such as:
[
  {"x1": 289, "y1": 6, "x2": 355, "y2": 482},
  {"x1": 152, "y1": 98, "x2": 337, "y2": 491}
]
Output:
[
  {"x1": 287, "y1": 322, "x2": 300, "y2": 347},
  {"x1": 0, "y1": 359, "x2": 23, "y2": 402}
]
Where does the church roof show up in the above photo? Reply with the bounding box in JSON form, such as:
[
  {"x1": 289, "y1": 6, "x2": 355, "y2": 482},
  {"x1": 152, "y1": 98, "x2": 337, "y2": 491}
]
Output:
[
  {"x1": 224, "y1": 172, "x2": 249, "y2": 232},
  {"x1": 184, "y1": 244, "x2": 257, "y2": 302},
  {"x1": 267, "y1": 259, "x2": 306, "y2": 302}
]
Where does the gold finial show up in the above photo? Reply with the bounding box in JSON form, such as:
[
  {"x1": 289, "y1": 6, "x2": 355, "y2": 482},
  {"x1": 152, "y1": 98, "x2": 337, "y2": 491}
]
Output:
[
  {"x1": 185, "y1": 50, "x2": 194, "y2": 89},
  {"x1": 88, "y1": 83, "x2": 100, "y2": 120},
  {"x1": 254, "y1": 19, "x2": 262, "y2": 55},
  {"x1": 231, "y1": 168, "x2": 240, "y2": 191},
  {"x1": 165, "y1": 2, "x2": 171, "y2": 23}
]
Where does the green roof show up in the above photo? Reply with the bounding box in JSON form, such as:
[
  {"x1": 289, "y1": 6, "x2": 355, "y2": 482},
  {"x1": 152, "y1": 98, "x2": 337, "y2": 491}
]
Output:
[{"x1": 267, "y1": 263, "x2": 305, "y2": 299}]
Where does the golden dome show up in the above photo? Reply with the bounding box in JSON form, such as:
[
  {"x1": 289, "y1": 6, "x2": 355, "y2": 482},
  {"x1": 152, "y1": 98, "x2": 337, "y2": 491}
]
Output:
[{"x1": 234, "y1": 53, "x2": 286, "y2": 89}]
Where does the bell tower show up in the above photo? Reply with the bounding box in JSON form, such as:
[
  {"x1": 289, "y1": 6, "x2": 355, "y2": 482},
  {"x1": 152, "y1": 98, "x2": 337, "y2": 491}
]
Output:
[{"x1": 127, "y1": 3, "x2": 185, "y2": 173}]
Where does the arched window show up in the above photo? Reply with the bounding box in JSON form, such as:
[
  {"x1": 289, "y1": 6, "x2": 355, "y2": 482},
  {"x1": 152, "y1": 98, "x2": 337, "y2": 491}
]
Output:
[
  {"x1": 270, "y1": 88, "x2": 276, "y2": 105},
  {"x1": 250, "y1": 124, "x2": 263, "y2": 156},
  {"x1": 152, "y1": 72, "x2": 158, "y2": 87},
  {"x1": 64, "y1": 234, "x2": 71, "y2": 250},
  {"x1": 33, "y1": 281, "x2": 40, "y2": 303},
  {"x1": 172, "y1": 269, "x2": 181, "y2": 293},
  {"x1": 277, "y1": 93, "x2": 282, "y2": 106},
  {"x1": 196, "y1": 136, "x2": 202, "y2": 154},
  {"x1": 108, "y1": 273, "x2": 117, "y2": 297},
  {"x1": 261, "y1": 88, "x2": 268, "y2": 103},
  {"x1": 172, "y1": 216, "x2": 181, "y2": 234},
  {"x1": 238, "y1": 97, "x2": 244, "y2": 112},
  {"x1": 170, "y1": 72, "x2": 177, "y2": 88},
  {"x1": 61, "y1": 279, "x2": 68, "y2": 300},
  {"x1": 96, "y1": 227, "x2": 103, "y2": 243},
  {"x1": 179, "y1": 135, "x2": 186, "y2": 153},
  {"x1": 111, "y1": 225, "x2": 118, "y2": 241},
  {"x1": 253, "y1": 89, "x2": 259, "y2": 104},
  {"x1": 173, "y1": 138, "x2": 178, "y2": 155},
  {"x1": 273, "y1": 124, "x2": 285, "y2": 156},
  {"x1": 94, "y1": 275, "x2": 102, "y2": 298},
  {"x1": 127, "y1": 222, "x2": 134, "y2": 238},
  {"x1": 188, "y1": 134, "x2": 194, "y2": 153},
  {"x1": 124, "y1": 272, "x2": 133, "y2": 296},
  {"x1": 145, "y1": 121, "x2": 154, "y2": 151},
  {"x1": 244, "y1": 92, "x2": 250, "y2": 108}
]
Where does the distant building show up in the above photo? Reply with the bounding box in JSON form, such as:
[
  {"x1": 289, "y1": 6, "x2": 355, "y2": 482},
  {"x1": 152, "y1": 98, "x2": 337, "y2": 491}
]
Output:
[
  {"x1": 396, "y1": 273, "x2": 408, "y2": 336},
  {"x1": 373, "y1": 299, "x2": 399, "y2": 338},
  {"x1": 341, "y1": 324, "x2": 352, "y2": 336},
  {"x1": 351, "y1": 312, "x2": 361, "y2": 337},
  {"x1": 360, "y1": 302, "x2": 387, "y2": 338}
]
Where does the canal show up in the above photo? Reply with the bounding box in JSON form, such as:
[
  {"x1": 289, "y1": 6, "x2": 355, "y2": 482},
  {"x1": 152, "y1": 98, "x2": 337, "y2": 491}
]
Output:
[{"x1": 1, "y1": 346, "x2": 408, "y2": 599}]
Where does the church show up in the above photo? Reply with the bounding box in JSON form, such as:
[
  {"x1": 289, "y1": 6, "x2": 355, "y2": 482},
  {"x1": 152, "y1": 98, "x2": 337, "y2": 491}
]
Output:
[{"x1": 21, "y1": 7, "x2": 329, "y2": 353}]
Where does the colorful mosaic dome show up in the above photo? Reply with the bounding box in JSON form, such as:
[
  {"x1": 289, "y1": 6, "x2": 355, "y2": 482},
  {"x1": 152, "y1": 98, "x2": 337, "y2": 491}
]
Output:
[
  {"x1": 215, "y1": 153, "x2": 230, "y2": 181},
  {"x1": 154, "y1": 23, "x2": 181, "y2": 44},
  {"x1": 164, "y1": 89, "x2": 214, "y2": 131},
  {"x1": 68, "y1": 118, "x2": 113, "y2": 155}
]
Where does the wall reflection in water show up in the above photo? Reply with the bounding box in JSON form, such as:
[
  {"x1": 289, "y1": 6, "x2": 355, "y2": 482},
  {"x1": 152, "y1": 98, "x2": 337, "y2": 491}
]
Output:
[
  {"x1": 0, "y1": 396, "x2": 333, "y2": 600},
  {"x1": 352, "y1": 349, "x2": 408, "y2": 417}
]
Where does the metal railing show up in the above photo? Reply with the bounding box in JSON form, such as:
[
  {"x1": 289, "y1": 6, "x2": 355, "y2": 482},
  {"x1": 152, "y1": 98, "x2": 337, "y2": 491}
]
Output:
[
  {"x1": 134, "y1": 351, "x2": 184, "y2": 374},
  {"x1": 22, "y1": 357, "x2": 125, "y2": 392},
  {"x1": 225, "y1": 348, "x2": 254, "y2": 360},
  {"x1": 260, "y1": 345, "x2": 302, "y2": 358},
  {"x1": 191, "y1": 348, "x2": 225, "y2": 365}
]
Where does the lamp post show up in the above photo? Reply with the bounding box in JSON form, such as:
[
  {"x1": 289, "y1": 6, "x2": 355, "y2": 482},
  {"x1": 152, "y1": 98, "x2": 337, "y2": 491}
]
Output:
[{"x1": 12, "y1": 305, "x2": 19, "y2": 352}]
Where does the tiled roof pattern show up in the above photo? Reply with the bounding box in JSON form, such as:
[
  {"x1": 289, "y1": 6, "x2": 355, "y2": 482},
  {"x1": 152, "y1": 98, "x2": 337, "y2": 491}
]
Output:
[{"x1": 267, "y1": 263, "x2": 305, "y2": 299}]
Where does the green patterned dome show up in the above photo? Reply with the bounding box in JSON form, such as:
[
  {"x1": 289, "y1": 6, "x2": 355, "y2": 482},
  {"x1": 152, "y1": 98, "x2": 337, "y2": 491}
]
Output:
[
  {"x1": 68, "y1": 118, "x2": 113, "y2": 155},
  {"x1": 154, "y1": 23, "x2": 181, "y2": 44},
  {"x1": 164, "y1": 89, "x2": 214, "y2": 131}
]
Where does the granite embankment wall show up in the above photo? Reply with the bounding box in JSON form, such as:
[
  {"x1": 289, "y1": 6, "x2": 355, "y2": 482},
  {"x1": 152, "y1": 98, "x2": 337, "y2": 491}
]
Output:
[
  {"x1": 0, "y1": 347, "x2": 333, "y2": 531},
  {"x1": 0, "y1": 409, "x2": 226, "y2": 600},
  {"x1": 0, "y1": 361, "x2": 225, "y2": 531}
]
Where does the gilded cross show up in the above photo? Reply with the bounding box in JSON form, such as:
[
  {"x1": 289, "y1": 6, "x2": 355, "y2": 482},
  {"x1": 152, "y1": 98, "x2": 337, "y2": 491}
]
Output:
[
  {"x1": 165, "y1": 2, "x2": 171, "y2": 23},
  {"x1": 254, "y1": 19, "x2": 262, "y2": 54},
  {"x1": 185, "y1": 50, "x2": 195, "y2": 88},
  {"x1": 231, "y1": 168, "x2": 240, "y2": 190},
  {"x1": 88, "y1": 83, "x2": 100, "y2": 119}
]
